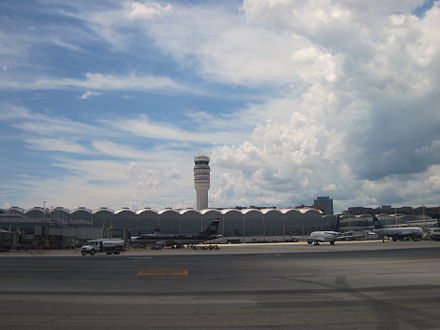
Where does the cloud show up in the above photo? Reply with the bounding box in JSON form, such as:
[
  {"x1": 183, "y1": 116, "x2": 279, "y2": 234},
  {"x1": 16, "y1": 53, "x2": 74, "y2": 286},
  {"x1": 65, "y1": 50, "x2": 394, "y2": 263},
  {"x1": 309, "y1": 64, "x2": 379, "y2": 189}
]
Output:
[
  {"x1": 0, "y1": 105, "x2": 113, "y2": 138},
  {"x1": 426, "y1": 169, "x2": 440, "y2": 192},
  {"x1": 103, "y1": 114, "x2": 249, "y2": 145},
  {"x1": 81, "y1": 90, "x2": 101, "y2": 99},
  {"x1": 146, "y1": 6, "x2": 337, "y2": 87},
  {"x1": 74, "y1": 1, "x2": 328, "y2": 87},
  {"x1": 2, "y1": 1, "x2": 440, "y2": 211},
  {"x1": 16, "y1": 158, "x2": 194, "y2": 210},
  {"x1": 50, "y1": 37, "x2": 81, "y2": 52},
  {"x1": 92, "y1": 141, "x2": 148, "y2": 160},
  {"x1": 26, "y1": 138, "x2": 91, "y2": 154},
  {"x1": 0, "y1": 104, "x2": 33, "y2": 120},
  {"x1": 0, "y1": 104, "x2": 222, "y2": 209},
  {"x1": 0, "y1": 5, "x2": 98, "y2": 73},
  {"x1": 0, "y1": 72, "x2": 195, "y2": 93},
  {"x1": 0, "y1": 30, "x2": 30, "y2": 72},
  {"x1": 206, "y1": 1, "x2": 440, "y2": 209},
  {"x1": 124, "y1": 1, "x2": 173, "y2": 20}
]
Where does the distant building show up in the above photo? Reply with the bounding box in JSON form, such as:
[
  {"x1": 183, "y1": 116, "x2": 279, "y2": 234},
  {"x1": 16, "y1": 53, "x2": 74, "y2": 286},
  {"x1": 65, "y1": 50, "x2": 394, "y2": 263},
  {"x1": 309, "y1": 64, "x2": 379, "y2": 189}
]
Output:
[
  {"x1": 249, "y1": 205, "x2": 277, "y2": 210},
  {"x1": 343, "y1": 205, "x2": 440, "y2": 217},
  {"x1": 313, "y1": 196, "x2": 334, "y2": 215},
  {"x1": 414, "y1": 206, "x2": 440, "y2": 217},
  {"x1": 346, "y1": 207, "x2": 374, "y2": 215}
]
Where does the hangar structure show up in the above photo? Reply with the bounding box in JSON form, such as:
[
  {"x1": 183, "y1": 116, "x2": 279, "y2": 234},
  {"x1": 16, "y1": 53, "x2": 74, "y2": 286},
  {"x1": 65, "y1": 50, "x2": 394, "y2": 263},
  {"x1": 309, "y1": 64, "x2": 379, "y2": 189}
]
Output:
[{"x1": 0, "y1": 206, "x2": 336, "y2": 249}]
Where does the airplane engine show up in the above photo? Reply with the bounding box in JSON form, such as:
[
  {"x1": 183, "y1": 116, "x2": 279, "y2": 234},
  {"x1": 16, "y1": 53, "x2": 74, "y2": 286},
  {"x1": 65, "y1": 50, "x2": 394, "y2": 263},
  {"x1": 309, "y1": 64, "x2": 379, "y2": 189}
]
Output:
[{"x1": 307, "y1": 239, "x2": 313, "y2": 244}]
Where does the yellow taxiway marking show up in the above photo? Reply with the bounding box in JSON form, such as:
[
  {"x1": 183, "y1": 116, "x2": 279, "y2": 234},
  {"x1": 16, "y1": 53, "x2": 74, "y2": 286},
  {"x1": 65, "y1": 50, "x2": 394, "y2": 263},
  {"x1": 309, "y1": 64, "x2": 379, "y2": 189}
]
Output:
[{"x1": 136, "y1": 268, "x2": 189, "y2": 276}]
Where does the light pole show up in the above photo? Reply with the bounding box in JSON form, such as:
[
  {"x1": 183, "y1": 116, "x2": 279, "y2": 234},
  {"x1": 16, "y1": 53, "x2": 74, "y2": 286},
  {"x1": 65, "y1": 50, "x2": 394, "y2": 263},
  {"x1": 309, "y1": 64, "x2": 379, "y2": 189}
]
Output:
[
  {"x1": 43, "y1": 201, "x2": 46, "y2": 230},
  {"x1": 42, "y1": 201, "x2": 46, "y2": 249}
]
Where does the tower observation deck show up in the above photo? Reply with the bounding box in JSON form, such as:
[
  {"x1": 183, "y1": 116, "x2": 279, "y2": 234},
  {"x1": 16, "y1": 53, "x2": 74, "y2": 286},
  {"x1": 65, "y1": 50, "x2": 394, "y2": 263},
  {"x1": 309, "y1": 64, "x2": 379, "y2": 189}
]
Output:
[{"x1": 194, "y1": 155, "x2": 210, "y2": 210}]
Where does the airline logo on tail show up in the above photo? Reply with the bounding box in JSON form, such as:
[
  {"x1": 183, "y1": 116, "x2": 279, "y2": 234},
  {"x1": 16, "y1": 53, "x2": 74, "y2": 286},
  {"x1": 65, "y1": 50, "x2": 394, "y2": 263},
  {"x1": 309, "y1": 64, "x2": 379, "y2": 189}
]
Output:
[
  {"x1": 372, "y1": 215, "x2": 383, "y2": 229},
  {"x1": 199, "y1": 217, "x2": 221, "y2": 237}
]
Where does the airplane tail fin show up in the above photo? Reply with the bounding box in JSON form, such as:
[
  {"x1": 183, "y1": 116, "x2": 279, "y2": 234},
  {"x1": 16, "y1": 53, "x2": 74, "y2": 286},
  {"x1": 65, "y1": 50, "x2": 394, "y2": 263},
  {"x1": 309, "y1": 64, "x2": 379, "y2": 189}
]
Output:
[
  {"x1": 334, "y1": 214, "x2": 341, "y2": 232},
  {"x1": 372, "y1": 215, "x2": 383, "y2": 229},
  {"x1": 199, "y1": 218, "x2": 221, "y2": 236}
]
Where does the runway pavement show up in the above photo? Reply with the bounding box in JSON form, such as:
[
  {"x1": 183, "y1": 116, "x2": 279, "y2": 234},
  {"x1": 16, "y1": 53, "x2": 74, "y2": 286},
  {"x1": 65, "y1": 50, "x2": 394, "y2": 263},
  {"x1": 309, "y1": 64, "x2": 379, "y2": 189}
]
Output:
[{"x1": 1, "y1": 241, "x2": 439, "y2": 329}]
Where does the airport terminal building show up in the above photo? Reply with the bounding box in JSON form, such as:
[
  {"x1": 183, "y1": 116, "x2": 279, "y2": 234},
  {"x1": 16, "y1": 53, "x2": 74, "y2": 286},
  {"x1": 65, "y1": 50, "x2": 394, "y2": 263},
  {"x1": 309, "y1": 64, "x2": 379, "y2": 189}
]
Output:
[
  {"x1": 1, "y1": 206, "x2": 438, "y2": 249},
  {"x1": 0, "y1": 206, "x2": 336, "y2": 249}
]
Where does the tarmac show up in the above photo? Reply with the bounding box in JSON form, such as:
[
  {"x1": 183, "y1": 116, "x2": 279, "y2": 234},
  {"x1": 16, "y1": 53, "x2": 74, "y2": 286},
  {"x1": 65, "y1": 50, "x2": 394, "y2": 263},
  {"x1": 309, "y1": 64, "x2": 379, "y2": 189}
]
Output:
[{"x1": 1, "y1": 240, "x2": 439, "y2": 329}]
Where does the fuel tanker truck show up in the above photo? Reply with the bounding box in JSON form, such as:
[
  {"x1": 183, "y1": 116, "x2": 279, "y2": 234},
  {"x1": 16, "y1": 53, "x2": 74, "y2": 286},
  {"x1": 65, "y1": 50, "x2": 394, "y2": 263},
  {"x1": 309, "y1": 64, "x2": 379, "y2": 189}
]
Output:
[{"x1": 81, "y1": 239, "x2": 125, "y2": 255}]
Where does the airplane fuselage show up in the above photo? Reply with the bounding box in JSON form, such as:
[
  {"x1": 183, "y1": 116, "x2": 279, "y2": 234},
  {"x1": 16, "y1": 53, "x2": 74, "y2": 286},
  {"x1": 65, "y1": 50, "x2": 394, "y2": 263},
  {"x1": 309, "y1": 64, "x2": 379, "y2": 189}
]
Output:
[
  {"x1": 373, "y1": 227, "x2": 423, "y2": 240},
  {"x1": 131, "y1": 218, "x2": 222, "y2": 248},
  {"x1": 372, "y1": 215, "x2": 423, "y2": 241},
  {"x1": 307, "y1": 231, "x2": 340, "y2": 245},
  {"x1": 132, "y1": 234, "x2": 220, "y2": 247}
]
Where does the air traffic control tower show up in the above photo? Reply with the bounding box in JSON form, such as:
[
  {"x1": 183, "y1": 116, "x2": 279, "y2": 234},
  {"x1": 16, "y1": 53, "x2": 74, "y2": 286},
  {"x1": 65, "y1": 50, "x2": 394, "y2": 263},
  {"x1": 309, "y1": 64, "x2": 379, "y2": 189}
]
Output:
[{"x1": 194, "y1": 155, "x2": 210, "y2": 210}]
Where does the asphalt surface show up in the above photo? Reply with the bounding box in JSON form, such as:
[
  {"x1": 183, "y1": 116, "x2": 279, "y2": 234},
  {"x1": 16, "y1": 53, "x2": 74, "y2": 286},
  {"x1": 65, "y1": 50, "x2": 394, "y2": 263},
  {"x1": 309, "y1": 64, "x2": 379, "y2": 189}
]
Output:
[{"x1": 1, "y1": 241, "x2": 440, "y2": 329}]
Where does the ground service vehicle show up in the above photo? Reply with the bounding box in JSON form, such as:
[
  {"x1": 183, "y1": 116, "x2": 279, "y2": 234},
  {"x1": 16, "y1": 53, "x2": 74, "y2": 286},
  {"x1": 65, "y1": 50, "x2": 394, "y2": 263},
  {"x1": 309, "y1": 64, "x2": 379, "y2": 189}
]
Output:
[{"x1": 81, "y1": 239, "x2": 125, "y2": 255}]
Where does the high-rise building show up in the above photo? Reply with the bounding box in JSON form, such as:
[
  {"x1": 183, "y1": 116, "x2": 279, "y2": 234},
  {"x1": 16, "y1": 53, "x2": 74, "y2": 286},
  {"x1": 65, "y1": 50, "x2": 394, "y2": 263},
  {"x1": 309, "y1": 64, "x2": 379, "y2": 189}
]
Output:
[
  {"x1": 194, "y1": 155, "x2": 210, "y2": 210},
  {"x1": 313, "y1": 196, "x2": 334, "y2": 215}
]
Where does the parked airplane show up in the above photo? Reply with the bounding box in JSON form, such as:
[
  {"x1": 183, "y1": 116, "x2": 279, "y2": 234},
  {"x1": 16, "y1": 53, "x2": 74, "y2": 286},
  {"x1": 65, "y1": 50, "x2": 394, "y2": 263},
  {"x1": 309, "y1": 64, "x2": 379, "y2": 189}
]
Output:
[
  {"x1": 338, "y1": 230, "x2": 376, "y2": 241},
  {"x1": 131, "y1": 218, "x2": 222, "y2": 248},
  {"x1": 372, "y1": 215, "x2": 423, "y2": 241},
  {"x1": 307, "y1": 231, "x2": 340, "y2": 245},
  {"x1": 426, "y1": 227, "x2": 440, "y2": 241},
  {"x1": 428, "y1": 217, "x2": 440, "y2": 240}
]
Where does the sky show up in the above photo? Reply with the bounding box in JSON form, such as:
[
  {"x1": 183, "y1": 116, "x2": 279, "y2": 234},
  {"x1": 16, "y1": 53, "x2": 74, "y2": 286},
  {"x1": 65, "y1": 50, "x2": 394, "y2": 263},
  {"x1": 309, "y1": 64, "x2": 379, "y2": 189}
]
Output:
[{"x1": 1, "y1": 0, "x2": 439, "y2": 212}]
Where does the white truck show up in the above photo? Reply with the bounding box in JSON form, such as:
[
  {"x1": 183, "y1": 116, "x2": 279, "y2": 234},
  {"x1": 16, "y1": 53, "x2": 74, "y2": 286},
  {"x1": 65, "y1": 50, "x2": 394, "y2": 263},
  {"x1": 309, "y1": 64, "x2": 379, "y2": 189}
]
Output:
[{"x1": 81, "y1": 239, "x2": 125, "y2": 255}]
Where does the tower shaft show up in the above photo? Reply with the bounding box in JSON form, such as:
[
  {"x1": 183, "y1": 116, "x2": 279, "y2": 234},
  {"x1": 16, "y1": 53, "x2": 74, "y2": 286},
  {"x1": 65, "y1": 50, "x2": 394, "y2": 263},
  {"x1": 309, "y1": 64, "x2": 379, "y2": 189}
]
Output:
[{"x1": 194, "y1": 156, "x2": 210, "y2": 210}]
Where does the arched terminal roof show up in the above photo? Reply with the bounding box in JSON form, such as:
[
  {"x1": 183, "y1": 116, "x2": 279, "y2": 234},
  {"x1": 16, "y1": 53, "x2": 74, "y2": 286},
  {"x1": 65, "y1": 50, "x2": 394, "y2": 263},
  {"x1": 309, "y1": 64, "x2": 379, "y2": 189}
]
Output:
[
  {"x1": 299, "y1": 207, "x2": 323, "y2": 214},
  {"x1": 158, "y1": 209, "x2": 180, "y2": 215},
  {"x1": 71, "y1": 207, "x2": 92, "y2": 214},
  {"x1": 92, "y1": 208, "x2": 114, "y2": 215},
  {"x1": 279, "y1": 208, "x2": 322, "y2": 215},
  {"x1": 137, "y1": 208, "x2": 158, "y2": 215},
  {"x1": 8, "y1": 207, "x2": 25, "y2": 214},
  {"x1": 179, "y1": 209, "x2": 201, "y2": 215},
  {"x1": 50, "y1": 207, "x2": 70, "y2": 213},
  {"x1": 115, "y1": 208, "x2": 136, "y2": 215},
  {"x1": 242, "y1": 209, "x2": 263, "y2": 215},
  {"x1": 221, "y1": 209, "x2": 244, "y2": 215},
  {"x1": 7, "y1": 206, "x2": 326, "y2": 218},
  {"x1": 200, "y1": 209, "x2": 222, "y2": 215},
  {"x1": 25, "y1": 207, "x2": 47, "y2": 214},
  {"x1": 280, "y1": 208, "x2": 301, "y2": 215},
  {"x1": 261, "y1": 209, "x2": 282, "y2": 215}
]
